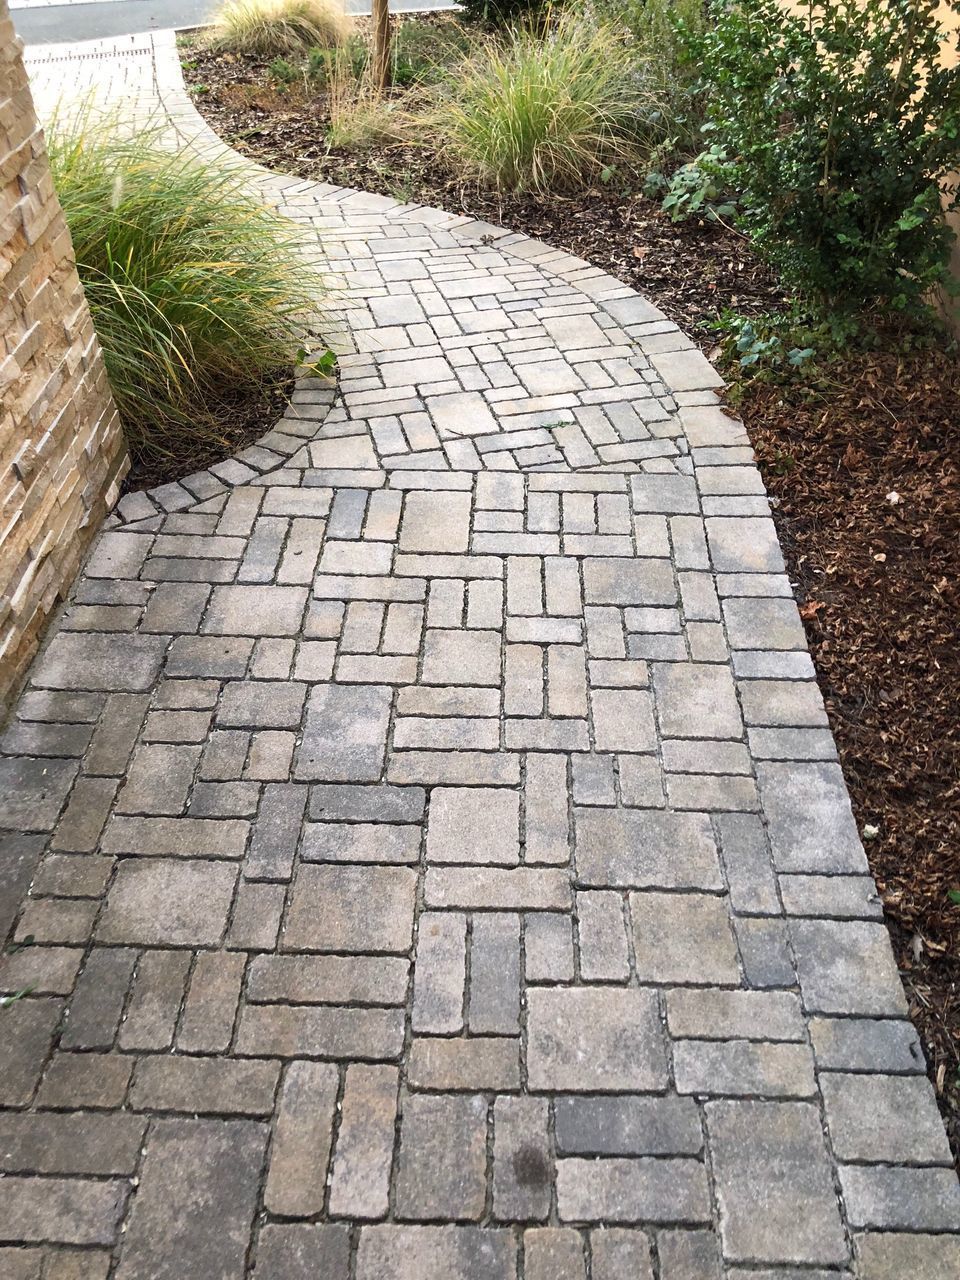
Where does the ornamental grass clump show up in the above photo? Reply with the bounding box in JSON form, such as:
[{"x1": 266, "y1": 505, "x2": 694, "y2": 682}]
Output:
[
  {"x1": 208, "y1": 0, "x2": 351, "y2": 56},
  {"x1": 47, "y1": 120, "x2": 324, "y2": 469},
  {"x1": 434, "y1": 12, "x2": 652, "y2": 193}
]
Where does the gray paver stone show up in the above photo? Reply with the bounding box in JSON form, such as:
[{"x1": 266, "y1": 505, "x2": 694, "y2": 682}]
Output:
[
  {"x1": 705, "y1": 1100, "x2": 848, "y2": 1265},
  {"x1": 283, "y1": 864, "x2": 416, "y2": 953},
  {"x1": 395, "y1": 1092, "x2": 488, "y2": 1220},
  {"x1": 30, "y1": 633, "x2": 167, "y2": 692},
  {"x1": 254, "y1": 1224, "x2": 351, "y2": 1280},
  {"x1": 527, "y1": 988, "x2": 668, "y2": 1092},
  {"x1": 295, "y1": 683, "x2": 392, "y2": 781},
  {"x1": 356, "y1": 1225, "x2": 516, "y2": 1280},
  {"x1": 575, "y1": 808, "x2": 722, "y2": 889},
  {"x1": 115, "y1": 1119, "x2": 267, "y2": 1279}
]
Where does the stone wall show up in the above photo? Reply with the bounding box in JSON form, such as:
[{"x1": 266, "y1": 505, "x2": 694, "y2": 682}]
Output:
[{"x1": 0, "y1": 0, "x2": 127, "y2": 714}]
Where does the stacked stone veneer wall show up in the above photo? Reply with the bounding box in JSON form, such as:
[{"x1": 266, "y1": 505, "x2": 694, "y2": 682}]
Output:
[{"x1": 0, "y1": 0, "x2": 127, "y2": 714}]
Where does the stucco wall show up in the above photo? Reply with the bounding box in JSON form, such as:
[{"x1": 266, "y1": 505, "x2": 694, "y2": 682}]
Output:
[{"x1": 0, "y1": 0, "x2": 127, "y2": 713}]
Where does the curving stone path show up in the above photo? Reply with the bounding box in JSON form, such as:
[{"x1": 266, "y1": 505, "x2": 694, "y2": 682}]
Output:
[{"x1": 1, "y1": 29, "x2": 958, "y2": 1279}]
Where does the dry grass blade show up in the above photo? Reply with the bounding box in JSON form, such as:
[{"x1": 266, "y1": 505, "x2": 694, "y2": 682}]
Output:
[{"x1": 325, "y1": 50, "x2": 411, "y2": 150}]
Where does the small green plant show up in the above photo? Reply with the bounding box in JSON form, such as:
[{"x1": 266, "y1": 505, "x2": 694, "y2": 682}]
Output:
[
  {"x1": 687, "y1": 0, "x2": 960, "y2": 322},
  {"x1": 650, "y1": 143, "x2": 737, "y2": 223},
  {"x1": 434, "y1": 12, "x2": 655, "y2": 192},
  {"x1": 714, "y1": 310, "x2": 836, "y2": 376},
  {"x1": 48, "y1": 114, "x2": 324, "y2": 471},
  {"x1": 306, "y1": 44, "x2": 330, "y2": 80},
  {"x1": 731, "y1": 320, "x2": 815, "y2": 370},
  {"x1": 268, "y1": 55, "x2": 298, "y2": 84},
  {"x1": 299, "y1": 347, "x2": 337, "y2": 378},
  {"x1": 208, "y1": 0, "x2": 351, "y2": 56},
  {"x1": 306, "y1": 34, "x2": 370, "y2": 88}
]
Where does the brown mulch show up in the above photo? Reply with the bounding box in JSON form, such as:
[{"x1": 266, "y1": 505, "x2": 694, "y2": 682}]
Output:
[
  {"x1": 121, "y1": 366, "x2": 294, "y2": 495},
  {"x1": 181, "y1": 34, "x2": 960, "y2": 1162},
  {"x1": 745, "y1": 356, "x2": 960, "y2": 1159}
]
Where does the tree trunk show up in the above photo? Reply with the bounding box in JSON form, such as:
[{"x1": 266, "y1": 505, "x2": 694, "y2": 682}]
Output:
[{"x1": 372, "y1": 0, "x2": 391, "y2": 90}]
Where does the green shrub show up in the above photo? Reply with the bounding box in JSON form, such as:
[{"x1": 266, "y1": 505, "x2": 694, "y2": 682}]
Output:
[
  {"x1": 306, "y1": 44, "x2": 330, "y2": 80},
  {"x1": 434, "y1": 12, "x2": 653, "y2": 192},
  {"x1": 688, "y1": 0, "x2": 960, "y2": 320},
  {"x1": 391, "y1": 17, "x2": 472, "y2": 86},
  {"x1": 208, "y1": 0, "x2": 350, "y2": 56},
  {"x1": 455, "y1": 0, "x2": 559, "y2": 29},
  {"x1": 47, "y1": 121, "x2": 324, "y2": 469},
  {"x1": 599, "y1": 0, "x2": 704, "y2": 80}
]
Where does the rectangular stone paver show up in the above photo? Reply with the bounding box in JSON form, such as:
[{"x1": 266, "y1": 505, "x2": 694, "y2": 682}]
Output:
[
  {"x1": 427, "y1": 787, "x2": 519, "y2": 865},
  {"x1": 705, "y1": 1100, "x2": 848, "y2": 1265},
  {"x1": 265, "y1": 1061, "x2": 339, "y2": 1216},
  {"x1": 554, "y1": 1095, "x2": 702, "y2": 1157},
  {"x1": 328, "y1": 1064, "x2": 399, "y2": 1219},
  {"x1": 0, "y1": 1176, "x2": 129, "y2": 1246},
  {"x1": 575, "y1": 808, "x2": 722, "y2": 889},
  {"x1": 357, "y1": 1225, "x2": 516, "y2": 1280},
  {"x1": 115, "y1": 1119, "x2": 267, "y2": 1279},
  {"x1": 527, "y1": 988, "x2": 668, "y2": 1091},
  {"x1": 97, "y1": 860, "x2": 237, "y2": 947},
  {"x1": 556, "y1": 1157, "x2": 711, "y2": 1224},
  {"x1": 283, "y1": 864, "x2": 417, "y2": 953},
  {"x1": 395, "y1": 1092, "x2": 488, "y2": 1220},
  {"x1": 3, "y1": 69, "x2": 956, "y2": 1270},
  {"x1": 493, "y1": 1096, "x2": 551, "y2": 1221},
  {"x1": 295, "y1": 683, "x2": 391, "y2": 781}
]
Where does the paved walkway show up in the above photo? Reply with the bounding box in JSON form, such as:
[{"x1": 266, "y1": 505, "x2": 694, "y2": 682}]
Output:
[{"x1": 2, "y1": 30, "x2": 959, "y2": 1280}]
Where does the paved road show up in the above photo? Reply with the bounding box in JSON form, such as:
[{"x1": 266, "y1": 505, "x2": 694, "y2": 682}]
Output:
[
  {"x1": 12, "y1": 0, "x2": 454, "y2": 45},
  {"x1": 6, "y1": 27, "x2": 960, "y2": 1280}
]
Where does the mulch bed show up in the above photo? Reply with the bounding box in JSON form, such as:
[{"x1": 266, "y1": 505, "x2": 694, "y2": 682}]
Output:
[
  {"x1": 181, "y1": 31, "x2": 960, "y2": 1162},
  {"x1": 121, "y1": 366, "x2": 293, "y2": 495}
]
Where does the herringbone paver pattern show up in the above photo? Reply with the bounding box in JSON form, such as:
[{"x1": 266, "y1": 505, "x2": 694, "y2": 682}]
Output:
[{"x1": 1, "y1": 30, "x2": 958, "y2": 1279}]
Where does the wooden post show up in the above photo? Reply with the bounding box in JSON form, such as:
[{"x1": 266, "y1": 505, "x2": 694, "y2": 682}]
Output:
[{"x1": 372, "y1": 0, "x2": 391, "y2": 90}]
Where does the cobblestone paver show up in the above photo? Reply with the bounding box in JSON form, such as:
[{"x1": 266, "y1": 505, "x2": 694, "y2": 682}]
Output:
[{"x1": 2, "y1": 30, "x2": 959, "y2": 1278}]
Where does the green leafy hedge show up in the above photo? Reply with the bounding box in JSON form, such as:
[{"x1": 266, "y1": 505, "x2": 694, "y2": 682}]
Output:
[{"x1": 688, "y1": 0, "x2": 960, "y2": 321}]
